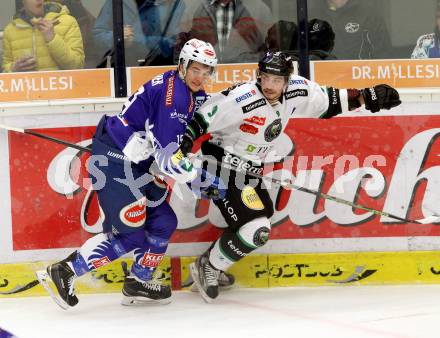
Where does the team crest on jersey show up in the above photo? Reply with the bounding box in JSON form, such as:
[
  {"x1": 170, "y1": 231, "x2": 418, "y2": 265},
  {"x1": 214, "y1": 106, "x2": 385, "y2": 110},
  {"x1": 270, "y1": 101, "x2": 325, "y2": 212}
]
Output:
[
  {"x1": 242, "y1": 98, "x2": 266, "y2": 113},
  {"x1": 285, "y1": 89, "x2": 308, "y2": 100},
  {"x1": 119, "y1": 197, "x2": 147, "y2": 227},
  {"x1": 264, "y1": 118, "x2": 282, "y2": 142},
  {"x1": 165, "y1": 76, "x2": 175, "y2": 106}
]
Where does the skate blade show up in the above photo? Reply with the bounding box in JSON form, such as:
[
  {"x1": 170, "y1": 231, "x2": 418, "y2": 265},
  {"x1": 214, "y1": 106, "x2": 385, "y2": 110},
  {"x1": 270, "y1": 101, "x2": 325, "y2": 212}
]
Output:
[
  {"x1": 35, "y1": 270, "x2": 70, "y2": 310},
  {"x1": 190, "y1": 282, "x2": 232, "y2": 292},
  {"x1": 189, "y1": 263, "x2": 216, "y2": 304},
  {"x1": 121, "y1": 294, "x2": 172, "y2": 306},
  {"x1": 219, "y1": 284, "x2": 234, "y2": 291},
  {"x1": 189, "y1": 279, "x2": 234, "y2": 292}
]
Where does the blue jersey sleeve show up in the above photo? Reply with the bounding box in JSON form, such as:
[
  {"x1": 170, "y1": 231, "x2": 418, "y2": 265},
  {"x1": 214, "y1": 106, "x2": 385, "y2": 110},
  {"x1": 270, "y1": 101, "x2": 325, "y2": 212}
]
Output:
[{"x1": 105, "y1": 84, "x2": 154, "y2": 151}]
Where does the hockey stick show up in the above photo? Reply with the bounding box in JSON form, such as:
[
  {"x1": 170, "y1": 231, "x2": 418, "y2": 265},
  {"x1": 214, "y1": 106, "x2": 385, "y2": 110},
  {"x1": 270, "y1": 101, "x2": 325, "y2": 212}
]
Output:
[
  {"x1": 198, "y1": 155, "x2": 440, "y2": 225},
  {"x1": 1, "y1": 123, "x2": 438, "y2": 224},
  {"x1": 0, "y1": 123, "x2": 91, "y2": 153}
]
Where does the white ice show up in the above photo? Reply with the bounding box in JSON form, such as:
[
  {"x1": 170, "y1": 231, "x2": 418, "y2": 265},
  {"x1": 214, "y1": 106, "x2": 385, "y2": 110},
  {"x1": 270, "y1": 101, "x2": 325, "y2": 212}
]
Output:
[{"x1": 1, "y1": 285, "x2": 440, "y2": 338}]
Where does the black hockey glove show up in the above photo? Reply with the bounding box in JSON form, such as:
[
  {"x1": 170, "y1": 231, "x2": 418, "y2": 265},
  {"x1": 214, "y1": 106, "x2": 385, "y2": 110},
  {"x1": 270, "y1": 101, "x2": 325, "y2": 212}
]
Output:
[
  {"x1": 179, "y1": 133, "x2": 194, "y2": 156},
  {"x1": 361, "y1": 84, "x2": 401, "y2": 113}
]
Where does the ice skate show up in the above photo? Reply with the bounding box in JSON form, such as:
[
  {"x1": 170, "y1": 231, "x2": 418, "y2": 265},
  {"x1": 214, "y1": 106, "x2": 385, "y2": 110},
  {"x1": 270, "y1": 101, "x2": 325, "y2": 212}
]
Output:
[
  {"x1": 36, "y1": 257, "x2": 78, "y2": 310},
  {"x1": 190, "y1": 270, "x2": 235, "y2": 292},
  {"x1": 121, "y1": 276, "x2": 172, "y2": 305},
  {"x1": 189, "y1": 252, "x2": 221, "y2": 303}
]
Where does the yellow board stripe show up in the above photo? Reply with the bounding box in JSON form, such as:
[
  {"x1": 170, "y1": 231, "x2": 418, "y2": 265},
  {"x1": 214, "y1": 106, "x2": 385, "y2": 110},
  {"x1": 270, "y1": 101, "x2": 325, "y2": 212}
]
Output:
[{"x1": 2, "y1": 251, "x2": 440, "y2": 298}]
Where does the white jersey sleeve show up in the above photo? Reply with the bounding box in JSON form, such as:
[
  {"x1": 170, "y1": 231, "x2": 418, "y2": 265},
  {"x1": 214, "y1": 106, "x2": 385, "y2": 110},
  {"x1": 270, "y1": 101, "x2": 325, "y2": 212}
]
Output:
[
  {"x1": 196, "y1": 90, "x2": 243, "y2": 133},
  {"x1": 286, "y1": 76, "x2": 330, "y2": 118}
]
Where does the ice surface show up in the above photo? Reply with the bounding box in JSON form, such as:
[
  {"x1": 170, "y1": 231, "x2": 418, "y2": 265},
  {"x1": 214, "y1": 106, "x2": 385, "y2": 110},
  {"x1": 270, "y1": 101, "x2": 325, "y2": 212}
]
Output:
[{"x1": 1, "y1": 285, "x2": 440, "y2": 338}]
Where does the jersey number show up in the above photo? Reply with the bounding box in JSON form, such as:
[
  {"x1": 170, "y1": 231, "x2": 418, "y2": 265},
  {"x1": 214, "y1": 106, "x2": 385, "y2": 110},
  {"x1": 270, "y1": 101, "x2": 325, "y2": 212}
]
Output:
[{"x1": 119, "y1": 85, "x2": 146, "y2": 120}]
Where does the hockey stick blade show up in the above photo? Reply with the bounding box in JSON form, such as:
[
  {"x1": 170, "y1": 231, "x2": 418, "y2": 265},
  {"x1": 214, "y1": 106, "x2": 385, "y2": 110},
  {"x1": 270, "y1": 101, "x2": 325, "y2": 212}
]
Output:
[{"x1": 35, "y1": 270, "x2": 70, "y2": 310}]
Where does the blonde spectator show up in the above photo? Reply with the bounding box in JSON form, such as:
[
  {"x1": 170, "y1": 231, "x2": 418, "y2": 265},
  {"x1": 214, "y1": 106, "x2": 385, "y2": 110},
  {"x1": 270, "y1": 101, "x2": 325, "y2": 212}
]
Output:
[{"x1": 2, "y1": 0, "x2": 84, "y2": 72}]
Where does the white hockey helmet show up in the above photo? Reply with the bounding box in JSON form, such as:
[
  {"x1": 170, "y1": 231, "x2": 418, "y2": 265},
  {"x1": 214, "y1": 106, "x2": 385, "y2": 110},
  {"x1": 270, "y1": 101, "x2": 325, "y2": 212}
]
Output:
[{"x1": 178, "y1": 38, "x2": 217, "y2": 79}]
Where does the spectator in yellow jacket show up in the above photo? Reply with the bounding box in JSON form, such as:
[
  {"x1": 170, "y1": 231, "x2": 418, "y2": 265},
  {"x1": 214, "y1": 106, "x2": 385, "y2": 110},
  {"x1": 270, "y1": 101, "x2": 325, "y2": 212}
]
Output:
[{"x1": 2, "y1": 0, "x2": 85, "y2": 72}]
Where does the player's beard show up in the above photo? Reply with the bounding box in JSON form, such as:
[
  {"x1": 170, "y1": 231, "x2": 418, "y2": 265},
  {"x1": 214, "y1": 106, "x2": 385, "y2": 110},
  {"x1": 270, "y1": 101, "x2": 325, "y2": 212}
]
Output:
[{"x1": 263, "y1": 89, "x2": 281, "y2": 104}]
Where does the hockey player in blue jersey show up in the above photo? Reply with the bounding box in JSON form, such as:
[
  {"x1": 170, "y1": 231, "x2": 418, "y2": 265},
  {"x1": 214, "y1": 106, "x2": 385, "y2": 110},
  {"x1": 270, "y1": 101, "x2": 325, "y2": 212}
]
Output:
[
  {"x1": 37, "y1": 38, "x2": 227, "y2": 309},
  {"x1": 0, "y1": 327, "x2": 17, "y2": 338}
]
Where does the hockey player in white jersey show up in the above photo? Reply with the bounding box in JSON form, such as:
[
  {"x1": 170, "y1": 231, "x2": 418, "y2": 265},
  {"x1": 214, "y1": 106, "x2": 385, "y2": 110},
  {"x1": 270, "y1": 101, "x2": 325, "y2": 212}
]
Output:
[{"x1": 179, "y1": 50, "x2": 401, "y2": 303}]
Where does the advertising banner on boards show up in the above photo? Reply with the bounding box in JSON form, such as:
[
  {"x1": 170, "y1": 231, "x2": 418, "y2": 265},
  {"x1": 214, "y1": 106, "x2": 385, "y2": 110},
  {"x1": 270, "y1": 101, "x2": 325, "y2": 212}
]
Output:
[{"x1": 8, "y1": 115, "x2": 440, "y2": 251}]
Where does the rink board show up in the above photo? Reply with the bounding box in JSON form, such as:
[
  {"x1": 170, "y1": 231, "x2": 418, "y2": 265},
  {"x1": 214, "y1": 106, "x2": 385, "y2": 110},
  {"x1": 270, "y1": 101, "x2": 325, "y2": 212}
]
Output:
[{"x1": 2, "y1": 251, "x2": 440, "y2": 298}]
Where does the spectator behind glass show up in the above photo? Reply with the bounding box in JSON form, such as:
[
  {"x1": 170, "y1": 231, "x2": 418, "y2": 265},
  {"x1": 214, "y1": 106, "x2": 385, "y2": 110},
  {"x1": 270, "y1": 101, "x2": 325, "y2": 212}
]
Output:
[
  {"x1": 138, "y1": 0, "x2": 186, "y2": 66},
  {"x1": 48, "y1": 0, "x2": 96, "y2": 66},
  {"x1": 2, "y1": 0, "x2": 84, "y2": 72},
  {"x1": 92, "y1": 0, "x2": 148, "y2": 67},
  {"x1": 176, "y1": 0, "x2": 273, "y2": 63},
  {"x1": 265, "y1": 20, "x2": 297, "y2": 52},
  {"x1": 263, "y1": 19, "x2": 336, "y2": 61},
  {"x1": 411, "y1": 7, "x2": 440, "y2": 58},
  {"x1": 308, "y1": 18, "x2": 337, "y2": 60},
  {"x1": 309, "y1": 0, "x2": 391, "y2": 59}
]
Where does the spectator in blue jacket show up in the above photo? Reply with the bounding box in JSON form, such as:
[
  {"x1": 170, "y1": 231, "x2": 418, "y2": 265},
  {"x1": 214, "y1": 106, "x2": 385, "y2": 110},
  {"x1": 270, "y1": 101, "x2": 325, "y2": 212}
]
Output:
[
  {"x1": 137, "y1": 0, "x2": 186, "y2": 66},
  {"x1": 92, "y1": 0, "x2": 147, "y2": 66},
  {"x1": 92, "y1": 0, "x2": 186, "y2": 67}
]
